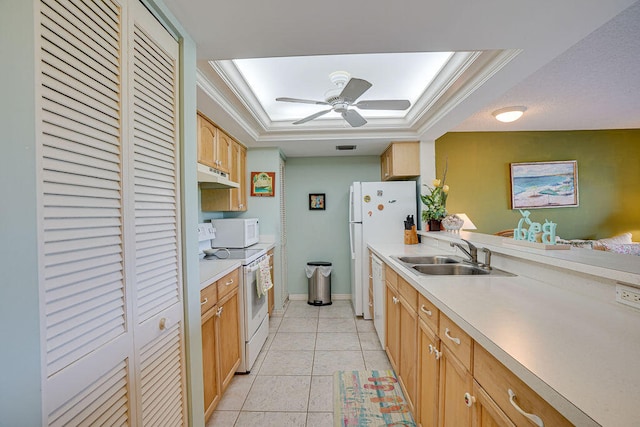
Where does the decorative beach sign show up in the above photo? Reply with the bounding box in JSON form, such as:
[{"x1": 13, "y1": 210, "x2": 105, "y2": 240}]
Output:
[
  {"x1": 510, "y1": 161, "x2": 578, "y2": 209},
  {"x1": 513, "y1": 209, "x2": 557, "y2": 244}
]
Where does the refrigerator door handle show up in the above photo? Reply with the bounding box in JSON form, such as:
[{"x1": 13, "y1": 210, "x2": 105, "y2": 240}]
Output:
[
  {"x1": 349, "y1": 222, "x2": 356, "y2": 259},
  {"x1": 348, "y1": 185, "x2": 354, "y2": 222}
]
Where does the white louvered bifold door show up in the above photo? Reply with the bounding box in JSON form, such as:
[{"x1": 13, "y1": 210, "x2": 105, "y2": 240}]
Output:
[
  {"x1": 37, "y1": 0, "x2": 185, "y2": 425},
  {"x1": 127, "y1": 2, "x2": 186, "y2": 426},
  {"x1": 39, "y1": 0, "x2": 132, "y2": 424}
]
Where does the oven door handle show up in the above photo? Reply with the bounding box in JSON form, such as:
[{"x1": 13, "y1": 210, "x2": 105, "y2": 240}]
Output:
[{"x1": 246, "y1": 263, "x2": 261, "y2": 274}]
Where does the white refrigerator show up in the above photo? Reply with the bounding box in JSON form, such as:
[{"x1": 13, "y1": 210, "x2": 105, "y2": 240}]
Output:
[{"x1": 349, "y1": 181, "x2": 417, "y2": 319}]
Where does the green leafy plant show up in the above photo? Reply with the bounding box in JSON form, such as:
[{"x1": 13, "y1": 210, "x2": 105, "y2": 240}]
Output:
[{"x1": 421, "y1": 162, "x2": 449, "y2": 222}]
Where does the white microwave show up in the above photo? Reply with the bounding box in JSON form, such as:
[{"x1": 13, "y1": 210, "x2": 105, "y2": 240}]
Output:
[{"x1": 211, "y1": 218, "x2": 259, "y2": 248}]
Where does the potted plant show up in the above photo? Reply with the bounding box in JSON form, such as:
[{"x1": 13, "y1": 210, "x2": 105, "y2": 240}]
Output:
[{"x1": 421, "y1": 164, "x2": 449, "y2": 231}]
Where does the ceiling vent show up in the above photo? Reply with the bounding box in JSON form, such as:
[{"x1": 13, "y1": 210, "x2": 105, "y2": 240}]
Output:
[{"x1": 336, "y1": 145, "x2": 357, "y2": 151}]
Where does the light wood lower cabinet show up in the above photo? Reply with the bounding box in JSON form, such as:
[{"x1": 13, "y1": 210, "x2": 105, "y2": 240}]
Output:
[
  {"x1": 398, "y1": 278, "x2": 418, "y2": 412},
  {"x1": 385, "y1": 281, "x2": 400, "y2": 371},
  {"x1": 438, "y1": 343, "x2": 473, "y2": 426},
  {"x1": 379, "y1": 261, "x2": 572, "y2": 427},
  {"x1": 418, "y1": 319, "x2": 439, "y2": 427},
  {"x1": 201, "y1": 268, "x2": 241, "y2": 422},
  {"x1": 472, "y1": 380, "x2": 516, "y2": 427}
]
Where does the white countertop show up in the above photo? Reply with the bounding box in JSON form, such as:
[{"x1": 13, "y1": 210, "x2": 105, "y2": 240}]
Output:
[
  {"x1": 198, "y1": 242, "x2": 275, "y2": 289},
  {"x1": 369, "y1": 237, "x2": 640, "y2": 427}
]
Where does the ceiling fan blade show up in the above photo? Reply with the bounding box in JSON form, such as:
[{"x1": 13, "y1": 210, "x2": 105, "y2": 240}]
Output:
[
  {"x1": 354, "y1": 99, "x2": 411, "y2": 110},
  {"x1": 293, "y1": 108, "x2": 333, "y2": 125},
  {"x1": 339, "y1": 78, "x2": 372, "y2": 103},
  {"x1": 341, "y1": 109, "x2": 367, "y2": 127},
  {"x1": 276, "y1": 97, "x2": 329, "y2": 106}
]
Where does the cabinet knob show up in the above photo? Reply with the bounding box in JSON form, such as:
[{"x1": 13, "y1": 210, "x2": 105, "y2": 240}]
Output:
[
  {"x1": 392, "y1": 296, "x2": 399, "y2": 305},
  {"x1": 464, "y1": 392, "x2": 476, "y2": 408},
  {"x1": 200, "y1": 297, "x2": 208, "y2": 306},
  {"x1": 225, "y1": 279, "x2": 234, "y2": 286},
  {"x1": 159, "y1": 317, "x2": 169, "y2": 330},
  {"x1": 508, "y1": 389, "x2": 544, "y2": 427},
  {"x1": 216, "y1": 306, "x2": 224, "y2": 317}
]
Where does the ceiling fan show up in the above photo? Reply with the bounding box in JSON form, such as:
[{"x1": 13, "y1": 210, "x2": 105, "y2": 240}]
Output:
[{"x1": 275, "y1": 71, "x2": 411, "y2": 127}]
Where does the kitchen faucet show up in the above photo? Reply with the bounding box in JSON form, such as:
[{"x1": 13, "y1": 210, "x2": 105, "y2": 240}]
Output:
[{"x1": 450, "y1": 239, "x2": 492, "y2": 268}]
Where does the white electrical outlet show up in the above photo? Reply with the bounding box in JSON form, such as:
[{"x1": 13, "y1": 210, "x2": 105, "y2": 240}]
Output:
[{"x1": 616, "y1": 283, "x2": 640, "y2": 310}]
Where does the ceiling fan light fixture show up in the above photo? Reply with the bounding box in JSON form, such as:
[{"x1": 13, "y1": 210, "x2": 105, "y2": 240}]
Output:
[{"x1": 492, "y1": 106, "x2": 527, "y2": 123}]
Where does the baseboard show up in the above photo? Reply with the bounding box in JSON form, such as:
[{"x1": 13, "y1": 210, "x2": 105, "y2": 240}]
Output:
[{"x1": 288, "y1": 293, "x2": 352, "y2": 301}]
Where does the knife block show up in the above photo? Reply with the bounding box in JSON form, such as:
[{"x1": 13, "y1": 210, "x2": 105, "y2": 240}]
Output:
[{"x1": 404, "y1": 226, "x2": 418, "y2": 245}]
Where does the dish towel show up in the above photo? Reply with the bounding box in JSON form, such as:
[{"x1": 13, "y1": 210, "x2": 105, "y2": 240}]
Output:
[{"x1": 256, "y1": 257, "x2": 273, "y2": 298}]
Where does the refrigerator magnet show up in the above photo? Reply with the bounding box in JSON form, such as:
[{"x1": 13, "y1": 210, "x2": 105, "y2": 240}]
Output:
[
  {"x1": 377, "y1": 204, "x2": 384, "y2": 211},
  {"x1": 368, "y1": 211, "x2": 372, "y2": 216},
  {"x1": 363, "y1": 195, "x2": 371, "y2": 203}
]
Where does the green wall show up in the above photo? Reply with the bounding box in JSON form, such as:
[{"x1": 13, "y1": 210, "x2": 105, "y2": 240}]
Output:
[
  {"x1": 285, "y1": 156, "x2": 380, "y2": 297},
  {"x1": 435, "y1": 130, "x2": 640, "y2": 240}
]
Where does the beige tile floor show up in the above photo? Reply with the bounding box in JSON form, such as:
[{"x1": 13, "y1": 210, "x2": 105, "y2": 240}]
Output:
[{"x1": 207, "y1": 300, "x2": 393, "y2": 426}]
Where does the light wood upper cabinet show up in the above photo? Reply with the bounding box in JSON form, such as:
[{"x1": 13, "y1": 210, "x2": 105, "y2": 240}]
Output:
[
  {"x1": 216, "y1": 128, "x2": 232, "y2": 174},
  {"x1": 197, "y1": 112, "x2": 231, "y2": 174},
  {"x1": 380, "y1": 141, "x2": 420, "y2": 181},
  {"x1": 198, "y1": 114, "x2": 217, "y2": 168},
  {"x1": 201, "y1": 137, "x2": 248, "y2": 212}
]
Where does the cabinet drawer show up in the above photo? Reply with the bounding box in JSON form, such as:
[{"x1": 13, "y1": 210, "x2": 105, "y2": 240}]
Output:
[
  {"x1": 439, "y1": 313, "x2": 473, "y2": 371},
  {"x1": 474, "y1": 343, "x2": 572, "y2": 427},
  {"x1": 384, "y1": 264, "x2": 398, "y2": 290},
  {"x1": 200, "y1": 282, "x2": 218, "y2": 315},
  {"x1": 418, "y1": 293, "x2": 438, "y2": 333},
  {"x1": 397, "y1": 276, "x2": 417, "y2": 310},
  {"x1": 217, "y1": 268, "x2": 239, "y2": 301}
]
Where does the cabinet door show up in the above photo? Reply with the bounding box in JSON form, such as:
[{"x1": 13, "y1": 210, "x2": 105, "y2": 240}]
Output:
[
  {"x1": 218, "y1": 290, "x2": 241, "y2": 392},
  {"x1": 472, "y1": 381, "x2": 515, "y2": 427},
  {"x1": 438, "y1": 344, "x2": 473, "y2": 427},
  {"x1": 197, "y1": 114, "x2": 217, "y2": 168},
  {"x1": 381, "y1": 149, "x2": 390, "y2": 180},
  {"x1": 216, "y1": 129, "x2": 232, "y2": 174},
  {"x1": 399, "y1": 296, "x2": 418, "y2": 412},
  {"x1": 385, "y1": 283, "x2": 400, "y2": 371},
  {"x1": 237, "y1": 144, "x2": 247, "y2": 210},
  {"x1": 202, "y1": 308, "x2": 220, "y2": 421},
  {"x1": 418, "y1": 319, "x2": 439, "y2": 427}
]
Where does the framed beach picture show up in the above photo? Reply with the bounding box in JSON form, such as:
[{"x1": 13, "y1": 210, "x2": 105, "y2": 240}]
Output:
[
  {"x1": 510, "y1": 161, "x2": 578, "y2": 209},
  {"x1": 309, "y1": 193, "x2": 325, "y2": 210},
  {"x1": 250, "y1": 172, "x2": 275, "y2": 197}
]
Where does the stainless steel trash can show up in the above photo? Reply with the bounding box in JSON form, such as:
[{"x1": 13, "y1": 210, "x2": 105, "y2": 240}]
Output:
[{"x1": 306, "y1": 261, "x2": 332, "y2": 306}]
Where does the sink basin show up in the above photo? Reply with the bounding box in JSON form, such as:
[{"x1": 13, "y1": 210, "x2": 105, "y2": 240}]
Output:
[
  {"x1": 396, "y1": 255, "x2": 462, "y2": 265},
  {"x1": 412, "y1": 264, "x2": 515, "y2": 277}
]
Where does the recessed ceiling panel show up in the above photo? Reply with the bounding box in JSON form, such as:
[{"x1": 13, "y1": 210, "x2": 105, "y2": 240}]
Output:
[{"x1": 231, "y1": 52, "x2": 452, "y2": 122}]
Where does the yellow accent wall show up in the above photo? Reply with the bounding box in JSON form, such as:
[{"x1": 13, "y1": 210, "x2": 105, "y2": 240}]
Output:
[{"x1": 435, "y1": 129, "x2": 640, "y2": 240}]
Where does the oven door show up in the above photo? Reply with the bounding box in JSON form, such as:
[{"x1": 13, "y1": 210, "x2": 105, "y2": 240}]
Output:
[{"x1": 244, "y1": 259, "x2": 268, "y2": 338}]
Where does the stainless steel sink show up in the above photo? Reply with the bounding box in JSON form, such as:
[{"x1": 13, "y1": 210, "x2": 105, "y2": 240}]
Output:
[
  {"x1": 412, "y1": 263, "x2": 515, "y2": 277},
  {"x1": 396, "y1": 255, "x2": 462, "y2": 265}
]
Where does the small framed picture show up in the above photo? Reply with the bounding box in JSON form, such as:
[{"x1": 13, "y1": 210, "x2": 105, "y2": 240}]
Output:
[
  {"x1": 510, "y1": 160, "x2": 578, "y2": 209},
  {"x1": 309, "y1": 193, "x2": 325, "y2": 210}
]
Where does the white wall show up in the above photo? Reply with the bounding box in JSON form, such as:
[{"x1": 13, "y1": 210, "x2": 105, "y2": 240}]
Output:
[
  {"x1": 285, "y1": 156, "x2": 380, "y2": 298},
  {"x1": 0, "y1": 1, "x2": 41, "y2": 424}
]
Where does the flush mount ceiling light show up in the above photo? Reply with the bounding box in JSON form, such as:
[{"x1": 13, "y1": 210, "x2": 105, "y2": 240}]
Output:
[{"x1": 492, "y1": 106, "x2": 527, "y2": 123}]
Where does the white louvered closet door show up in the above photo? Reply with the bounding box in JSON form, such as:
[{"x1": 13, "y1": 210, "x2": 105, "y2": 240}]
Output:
[
  {"x1": 37, "y1": 0, "x2": 185, "y2": 425},
  {"x1": 127, "y1": 2, "x2": 185, "y2": 426}
]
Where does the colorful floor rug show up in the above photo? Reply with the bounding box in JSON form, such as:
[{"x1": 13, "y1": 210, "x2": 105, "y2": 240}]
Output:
[{"x1": 334, "y1": 370, "x2": 416, "y2": 426}]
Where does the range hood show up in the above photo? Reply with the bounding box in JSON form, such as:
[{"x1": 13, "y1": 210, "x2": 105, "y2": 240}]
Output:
[{"x1": 197, "y1": 163, "x2": 239, "y2": 189}]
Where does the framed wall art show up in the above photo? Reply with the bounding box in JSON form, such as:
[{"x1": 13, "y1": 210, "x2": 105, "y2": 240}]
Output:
[
  {"x1": 250, "y1": 172, "x2": 275, "y2": 197},
  {"x1": 510, "y1": 160, "x2": 578, "y2": 209},
  {"x1": 309, "y1": 193, "x2": 325, "y2": 210}
]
